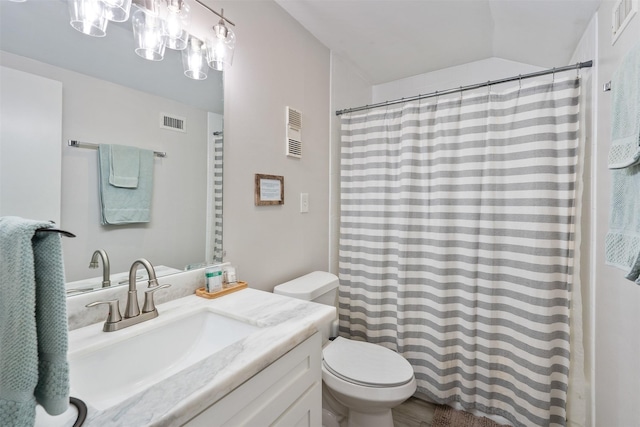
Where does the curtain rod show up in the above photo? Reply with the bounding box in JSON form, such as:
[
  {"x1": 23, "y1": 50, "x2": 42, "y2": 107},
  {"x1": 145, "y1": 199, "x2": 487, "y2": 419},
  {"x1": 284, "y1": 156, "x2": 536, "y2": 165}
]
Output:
[{"x1": 335, "y1": 60, "x2": 593, "y2": 116}]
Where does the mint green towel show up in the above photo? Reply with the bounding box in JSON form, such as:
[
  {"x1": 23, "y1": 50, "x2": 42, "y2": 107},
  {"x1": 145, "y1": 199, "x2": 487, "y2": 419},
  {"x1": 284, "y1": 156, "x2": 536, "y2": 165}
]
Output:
[
  {"x1": 0, "y1": 217, "x2": 69, "y2": 426},
  {"x1": 605, "y1": 41, "x2": 640, "y2": 283},
  {"x1": 608, "y1": 41, "x2": 640, "y2": 169},
  {"x1": 98, "y1": 144, "x2": 154, "y2": 225},
  {"x1": 109, "y1": 144, "x2": 140, "y2": 188}
]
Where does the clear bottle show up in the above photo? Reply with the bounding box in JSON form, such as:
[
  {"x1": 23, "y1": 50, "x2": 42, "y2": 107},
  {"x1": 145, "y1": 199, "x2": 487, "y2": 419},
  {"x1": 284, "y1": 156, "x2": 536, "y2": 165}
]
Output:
[{"x1": 223, "y1": 265, "x2": 237, "y2": 287}]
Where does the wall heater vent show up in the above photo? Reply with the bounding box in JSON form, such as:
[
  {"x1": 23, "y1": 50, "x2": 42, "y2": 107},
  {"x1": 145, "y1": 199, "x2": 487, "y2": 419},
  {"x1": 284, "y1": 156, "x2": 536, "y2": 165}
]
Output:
[
  {"x1": 612, "y1": 0, "x2": 638, "y2": 45},
  {"x1": 286, "y1": 106, "x2": 302, "y2": 158},
  {"x1": 160, "y1": 113, "x2": 187, "y2": 132}
]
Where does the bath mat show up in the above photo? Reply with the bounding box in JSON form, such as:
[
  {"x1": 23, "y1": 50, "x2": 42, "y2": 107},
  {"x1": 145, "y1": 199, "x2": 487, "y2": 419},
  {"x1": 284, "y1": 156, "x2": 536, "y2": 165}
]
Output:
[{"x1": 431, "y1": 405, "x2": 510, "y2": 427}]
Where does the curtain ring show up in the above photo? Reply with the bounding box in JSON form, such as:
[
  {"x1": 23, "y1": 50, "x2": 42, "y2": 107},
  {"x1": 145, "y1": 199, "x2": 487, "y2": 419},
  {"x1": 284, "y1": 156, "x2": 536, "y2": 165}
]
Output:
[
  {"x1": 459, "y1": 86, "x2": 463, "y2": 100},
  {"x1": 518, "y1": 74, "x2": 522, "y2": 90},
  {"x1": 576, "y1": 62, "x2": 581, "y2": 78},
  {"x1": 487, "y1": 80, "x2": 491, "y2": 95},
  {"x1": 552, "y1": 67, "x2": 556, "y2": 82}
]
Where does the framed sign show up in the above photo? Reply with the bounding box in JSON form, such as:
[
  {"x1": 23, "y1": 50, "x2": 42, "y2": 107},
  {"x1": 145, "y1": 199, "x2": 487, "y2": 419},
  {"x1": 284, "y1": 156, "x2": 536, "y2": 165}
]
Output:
[{"x1": 255, "y1": 174, "x2": 284, "y2": 206}]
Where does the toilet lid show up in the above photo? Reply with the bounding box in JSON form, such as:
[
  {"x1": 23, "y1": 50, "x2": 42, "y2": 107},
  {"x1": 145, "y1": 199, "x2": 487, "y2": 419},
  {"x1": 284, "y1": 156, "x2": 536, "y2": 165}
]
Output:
[{"x1": 322, "y1": 337, "x2": 414, "y2": 387}]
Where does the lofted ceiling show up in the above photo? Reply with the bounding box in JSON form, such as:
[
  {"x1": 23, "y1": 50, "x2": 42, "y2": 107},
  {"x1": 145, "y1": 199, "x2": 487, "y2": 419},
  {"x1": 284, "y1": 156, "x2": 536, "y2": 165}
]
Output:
[{"x1": 274, "y1": 0, "x2": 601, "y2": 85}]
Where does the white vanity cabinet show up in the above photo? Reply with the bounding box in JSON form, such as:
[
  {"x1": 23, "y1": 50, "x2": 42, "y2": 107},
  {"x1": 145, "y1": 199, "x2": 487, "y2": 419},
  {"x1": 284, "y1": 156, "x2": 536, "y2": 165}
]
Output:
[{"x1": 184, "y1": 332, "x2": 322, "y2": 427}]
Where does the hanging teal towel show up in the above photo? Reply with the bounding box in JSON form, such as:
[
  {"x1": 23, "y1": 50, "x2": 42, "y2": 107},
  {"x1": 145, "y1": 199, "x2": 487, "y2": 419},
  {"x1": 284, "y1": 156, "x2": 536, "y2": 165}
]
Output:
[
  {"x1": 605, "y1": 41, "x2": 640, "y2": 284},
  {"x1": 0, "y1": 217, "x2": 69, "y2": 426},
  {"x1": 109, "y1": 144, "x2": 140, "y2": 188},
  {"x1": 98, "y1": 144, "x2": 154, "y2": 225},
  {"x1": 608, "y1": 41, "x2": 640, "y2": 169}
]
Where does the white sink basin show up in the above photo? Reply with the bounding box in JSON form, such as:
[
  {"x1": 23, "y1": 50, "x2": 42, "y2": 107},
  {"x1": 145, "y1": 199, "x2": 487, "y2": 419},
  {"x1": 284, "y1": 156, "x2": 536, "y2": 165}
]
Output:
[{"x1": 69, "y1": 309, "x2": 259, "y2": 410}]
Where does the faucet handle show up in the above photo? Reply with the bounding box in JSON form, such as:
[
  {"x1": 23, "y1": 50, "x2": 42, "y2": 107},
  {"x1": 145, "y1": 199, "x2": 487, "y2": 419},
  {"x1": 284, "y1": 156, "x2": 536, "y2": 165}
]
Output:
[
  {"x1": 86, "y1": 299, "x2": 123, "y2": 323},
  {"x1": 142, "y1": 284, "x2": 171, "y2": 313}
]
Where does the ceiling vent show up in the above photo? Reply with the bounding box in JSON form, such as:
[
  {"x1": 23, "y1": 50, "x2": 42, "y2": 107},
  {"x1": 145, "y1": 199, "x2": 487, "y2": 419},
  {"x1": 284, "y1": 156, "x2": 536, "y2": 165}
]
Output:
[
  {"x1": 160, "y1": 113, "x2": 186, "y2": 132},
  {"x1": 612, "y1": 0, "x2": 638, "y2": 44},
  {"x1": 286, "y1": 106, "x2": 302, "y2": 158}
]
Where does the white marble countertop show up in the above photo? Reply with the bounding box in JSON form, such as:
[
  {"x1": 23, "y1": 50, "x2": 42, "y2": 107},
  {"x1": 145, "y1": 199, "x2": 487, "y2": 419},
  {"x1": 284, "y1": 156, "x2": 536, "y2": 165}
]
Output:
[{"x1": 70, "y1": 288, "x2": 335, "y2": 427}]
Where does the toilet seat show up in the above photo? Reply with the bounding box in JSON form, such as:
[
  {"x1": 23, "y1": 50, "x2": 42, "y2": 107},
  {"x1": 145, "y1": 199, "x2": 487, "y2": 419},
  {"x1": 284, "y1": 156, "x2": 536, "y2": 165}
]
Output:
[{"x1": 322, "y1": 337, "x2": 414, "y2": 388}]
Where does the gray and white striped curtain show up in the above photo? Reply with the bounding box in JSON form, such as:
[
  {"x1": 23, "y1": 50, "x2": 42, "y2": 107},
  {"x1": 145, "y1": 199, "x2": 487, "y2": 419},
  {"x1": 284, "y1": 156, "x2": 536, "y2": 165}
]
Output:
[{"x1": 339, "y1": 78, "x2": 581, "y2": 427}]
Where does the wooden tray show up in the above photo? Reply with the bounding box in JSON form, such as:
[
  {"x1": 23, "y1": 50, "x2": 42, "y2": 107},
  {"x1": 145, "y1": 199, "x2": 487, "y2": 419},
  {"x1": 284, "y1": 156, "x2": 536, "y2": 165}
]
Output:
[{"x1": 195, "y1": 281, "x2": 248, "y2": 299}]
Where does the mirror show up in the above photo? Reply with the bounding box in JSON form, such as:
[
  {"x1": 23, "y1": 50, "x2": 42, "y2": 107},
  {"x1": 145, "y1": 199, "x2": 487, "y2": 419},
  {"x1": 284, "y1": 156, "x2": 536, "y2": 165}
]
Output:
[{"x1": 0, "y1": 0, "x2": 223, "y2": 295}]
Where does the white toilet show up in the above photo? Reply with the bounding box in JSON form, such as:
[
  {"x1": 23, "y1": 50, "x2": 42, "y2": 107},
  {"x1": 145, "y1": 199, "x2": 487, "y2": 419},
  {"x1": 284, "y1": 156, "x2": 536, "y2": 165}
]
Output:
[{"x1": 274, "y1": 271, "x2": 417, "y2": 427}]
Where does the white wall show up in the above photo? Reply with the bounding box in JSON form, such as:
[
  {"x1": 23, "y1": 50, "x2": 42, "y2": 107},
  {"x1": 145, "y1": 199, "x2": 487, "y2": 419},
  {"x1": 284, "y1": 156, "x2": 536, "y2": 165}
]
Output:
[
  {"x1": 372, "y1": 57, "x2": 544, "y2": 102},
  {"x1": 0, "y1": 66, "x2": 62, "y2": 225},
  {"x1": 219, "y1": 1, "x2": 331, "y2": 291},
  {"x1": 593, "y1": 2, "x2": 640, "y2": 426}
]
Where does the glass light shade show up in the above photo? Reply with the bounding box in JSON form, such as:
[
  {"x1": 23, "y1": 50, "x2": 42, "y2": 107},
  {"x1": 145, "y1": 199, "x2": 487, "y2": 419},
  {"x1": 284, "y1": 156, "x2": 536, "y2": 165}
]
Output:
[
  {"x1": 134, "y1": 0, "x2": 161, "y2": 16},
  {"x1": 181, "y1": 37, "x2": 208, "y2": 80},
  {"x1": 132, "y1": 8, "x2": 166, "y2": 61},
  {"x1": 206, "y1": 23, "x2": 235, "y2": 71},
  {"x1": 68, "y1": 0, "x2": 109, "y2": 37},
  {"x1": 163, "y1": 0, "x2": 191, "y2": 50},
  {"x1": 100, "y1": 0, "x2": 132, "y2": 22}
]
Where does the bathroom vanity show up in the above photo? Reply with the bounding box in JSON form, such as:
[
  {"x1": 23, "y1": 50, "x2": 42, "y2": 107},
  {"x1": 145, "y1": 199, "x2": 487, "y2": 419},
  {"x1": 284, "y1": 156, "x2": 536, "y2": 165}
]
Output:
[{"x1": 50, "y1": 288, "x2": 335, "y2": 426}]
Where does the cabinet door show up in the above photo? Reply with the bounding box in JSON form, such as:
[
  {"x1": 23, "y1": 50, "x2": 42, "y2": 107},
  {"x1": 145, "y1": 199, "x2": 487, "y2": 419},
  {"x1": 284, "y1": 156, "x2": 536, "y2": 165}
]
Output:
[
  {"x1": 185, "y1": 332, "x2": 322, "y2": 427},
  {"x1": 272, "y1": 381, "x2": 321, "y2": 427}
]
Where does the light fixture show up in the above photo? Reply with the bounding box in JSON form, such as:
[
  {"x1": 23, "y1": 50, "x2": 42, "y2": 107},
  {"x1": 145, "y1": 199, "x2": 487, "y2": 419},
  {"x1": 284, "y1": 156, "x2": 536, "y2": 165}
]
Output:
[
  {"x1": 68, "y1": 0, "x2": 109, "y2": 37},
  {"x1": 102, "y1": 0, "x2": 133, "y2": 22},
  {"x1": 132, "y1": 7, "x2": 166, "y2": 61},
  {"x1": 206, "y1": 9, "x2": 235, "y2": 71},
  {"x1": 163, "y1": 0, "x2": 190, "y2": 50},
  {"x1": 182, "y1": 36, "x2": 208, "y2": 80},
  {"x1": 57, "y1": 0, "x2": 236, "y2": 77}
]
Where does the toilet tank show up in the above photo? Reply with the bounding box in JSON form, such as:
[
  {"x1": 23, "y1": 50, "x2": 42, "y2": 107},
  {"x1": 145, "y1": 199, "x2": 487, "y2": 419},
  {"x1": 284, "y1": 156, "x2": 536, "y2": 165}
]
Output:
[
  {"x1": 273, "y1": 271, "x2": 339, "y2": 307},
  {"x1": 273, "y1": 271, "x2": 340, "y2": 340}
]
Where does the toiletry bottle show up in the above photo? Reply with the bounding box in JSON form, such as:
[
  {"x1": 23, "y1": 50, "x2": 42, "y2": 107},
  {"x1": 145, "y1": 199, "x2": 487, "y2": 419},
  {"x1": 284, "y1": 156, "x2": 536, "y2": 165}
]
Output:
[
  {"x1": 223, "y1": 265, "x2": 237, "y2": 287},
  {"x1": 205, "y1": 265, "x2": 223, "y2": 293}
]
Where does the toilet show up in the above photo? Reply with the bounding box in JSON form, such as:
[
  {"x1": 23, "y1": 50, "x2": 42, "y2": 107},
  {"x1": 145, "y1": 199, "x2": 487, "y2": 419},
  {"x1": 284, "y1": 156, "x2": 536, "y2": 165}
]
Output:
[{"x1": 274, "y1": 271, "x2": 417, "y2": 427}]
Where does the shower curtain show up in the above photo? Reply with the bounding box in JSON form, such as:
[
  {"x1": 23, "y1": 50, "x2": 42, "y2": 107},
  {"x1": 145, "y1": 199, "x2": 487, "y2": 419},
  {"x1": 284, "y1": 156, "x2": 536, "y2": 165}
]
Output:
[{"x1": 338, "y1": 77, "x2": 583, "y2": 427}]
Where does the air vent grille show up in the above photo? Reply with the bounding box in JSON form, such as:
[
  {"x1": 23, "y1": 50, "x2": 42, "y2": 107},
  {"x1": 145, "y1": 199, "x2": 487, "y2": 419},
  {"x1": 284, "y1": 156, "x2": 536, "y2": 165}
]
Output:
[
  {"x1": 612, "y1": 0, "x2": 638, "y2": 44},
  {"x1": 286, "y1": 106, "x2": 302, "y2": 159},
  {"x1": 160, "y1": 113, "x2": 186, "y2": 132},
  {"x1": 288, "y1": 108, "x2": 302, "y2": 128},
  {"x1": 288, "y1": 139, "x2": 302, "y2": 157}
]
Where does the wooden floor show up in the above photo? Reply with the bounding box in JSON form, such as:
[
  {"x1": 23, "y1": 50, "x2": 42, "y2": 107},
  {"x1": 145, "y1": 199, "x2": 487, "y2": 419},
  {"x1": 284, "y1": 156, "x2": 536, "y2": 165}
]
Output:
[{"x1": 392, "y1": 397, "x2": 437, "y2": 427}]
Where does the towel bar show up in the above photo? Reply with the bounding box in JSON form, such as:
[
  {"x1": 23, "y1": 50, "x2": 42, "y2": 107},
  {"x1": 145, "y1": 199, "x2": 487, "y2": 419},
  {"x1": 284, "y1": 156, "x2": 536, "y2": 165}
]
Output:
[
  {"x1": 68, "y1": 140, "x2": 167, "y2": 158},
  {"x1": 36, "y1": 227, "x2": 76, "y2": 238}
]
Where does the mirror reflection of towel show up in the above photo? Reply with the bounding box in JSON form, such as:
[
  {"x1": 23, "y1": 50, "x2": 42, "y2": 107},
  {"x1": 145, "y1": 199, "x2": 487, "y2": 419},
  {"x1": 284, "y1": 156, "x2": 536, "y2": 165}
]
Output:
[
  {"x1": 98, "y1": 144, "x2": 154, "y2": 225},
  {"x1": 109, "y1": 144, "x2": 140, "y2": 188}
]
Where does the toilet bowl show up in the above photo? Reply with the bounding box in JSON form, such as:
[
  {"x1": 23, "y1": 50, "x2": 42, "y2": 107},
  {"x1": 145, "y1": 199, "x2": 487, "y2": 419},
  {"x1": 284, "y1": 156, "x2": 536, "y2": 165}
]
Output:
[
  {"x1": 322, "y1": 337, "x2": 417, "y2": 427},
  {"x1": 273, "y1": 272, "x2": 417, "y2": 427}
]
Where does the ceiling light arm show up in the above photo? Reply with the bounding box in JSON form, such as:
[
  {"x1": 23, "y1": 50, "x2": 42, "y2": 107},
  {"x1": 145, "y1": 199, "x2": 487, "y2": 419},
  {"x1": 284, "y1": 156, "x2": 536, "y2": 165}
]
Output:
[{"x1": 192, "y1": 0, "x2": 235, "y2": 27}]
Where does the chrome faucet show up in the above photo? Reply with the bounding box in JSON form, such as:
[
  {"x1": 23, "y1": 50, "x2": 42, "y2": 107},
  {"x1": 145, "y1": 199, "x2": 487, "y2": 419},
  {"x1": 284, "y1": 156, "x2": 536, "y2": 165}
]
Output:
[
  {"x1": 89, "y1": 249, "x2": 111, "y2": 288},
  {"x1": 86, "y1": 258, "x2": 170, "y2": 332}
]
